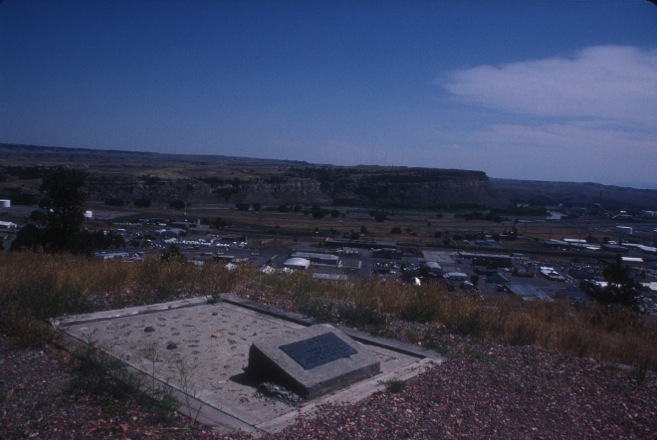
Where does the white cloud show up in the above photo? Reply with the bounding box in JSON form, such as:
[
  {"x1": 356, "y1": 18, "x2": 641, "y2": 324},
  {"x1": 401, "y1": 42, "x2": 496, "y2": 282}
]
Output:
[
  {"x1": 443, "y1": 45, "x2": 657, "y2": 127},
  {"x1": 429, "y1": 121, "x2": 656, "y2": 184},
  {"x1": 435, "y1": 45, "x2": 657, "y2": 185}
]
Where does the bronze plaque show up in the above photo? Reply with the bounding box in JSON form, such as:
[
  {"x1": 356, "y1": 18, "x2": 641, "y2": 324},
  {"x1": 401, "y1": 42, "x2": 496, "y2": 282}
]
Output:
[{"x1": 279, "y1": 332, "x2": 357, "y2": 370}]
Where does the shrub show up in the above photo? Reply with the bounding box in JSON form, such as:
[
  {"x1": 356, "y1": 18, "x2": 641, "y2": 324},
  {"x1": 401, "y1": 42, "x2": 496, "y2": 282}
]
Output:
[
  {"x1": 104, "y1": 197, "x2": 125, "y2": 207},
  {"x1": 134, "y1": 197, "x2": 151, "y2": 208},
  {"x1": 211, "y1": 217, "x2": 230, "y2": 229},
  {"x1": 383, "y1": 379, "x2": 405, "y2": 393},
  {"x1": 309, "y1": 205, "x2": 328, "y2": 219},
  {"x1": 399, "y1": 301, "x2": 437, "y2": 324},
  {"x1": 6, "y1": 273, "x2": 88, "y2": 321},
  {"x1": 374, "y1": 212, "x2": 387, "y2": 222},
  {"x1": 0, "y1": 264, "x2": 90, "y2": 345},
  {"x1": 338, "y1": 303, "x2": 387, "y2": 333},
  {"x1": 168, "y1": 199, "x2": 186, "y2": 210}
]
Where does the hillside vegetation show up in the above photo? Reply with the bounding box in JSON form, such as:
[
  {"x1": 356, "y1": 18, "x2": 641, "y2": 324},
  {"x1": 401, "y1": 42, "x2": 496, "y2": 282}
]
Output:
[{"x1": 1, "y1": 252, "x2": 654, "y2": 377}]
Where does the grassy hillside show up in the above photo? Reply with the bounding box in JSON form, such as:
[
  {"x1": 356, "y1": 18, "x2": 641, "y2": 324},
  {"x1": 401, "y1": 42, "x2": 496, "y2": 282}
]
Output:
[{"x1": 1, "y1": 252, "x2": 654, "y2": 377}]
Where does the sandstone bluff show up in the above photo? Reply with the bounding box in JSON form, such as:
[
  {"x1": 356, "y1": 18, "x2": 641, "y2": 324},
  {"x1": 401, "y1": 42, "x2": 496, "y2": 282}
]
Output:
[{"x1": 0, "y1": 144, "x2": 506, "y2": 209}]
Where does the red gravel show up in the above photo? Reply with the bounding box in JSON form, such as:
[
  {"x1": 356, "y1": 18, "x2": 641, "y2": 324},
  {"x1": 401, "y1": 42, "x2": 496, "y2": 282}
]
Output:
[
  {"x1": 2, "y1": 314, "x2": 656, "y2": 439},
  {"x1": 278, "y1": 341, "x2": 657, "y2": 440}
]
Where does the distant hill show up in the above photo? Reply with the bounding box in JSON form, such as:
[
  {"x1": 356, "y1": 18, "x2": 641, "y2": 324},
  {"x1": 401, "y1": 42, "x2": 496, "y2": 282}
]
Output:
[
  {"x1": 490, "y1": 178, "x2": 657, "y2": 211},
  {"x1": 2, "y1": 143, "x2": 656, "y2": 210},
  {"x1": 0, "y1": 143, "x2": 507, "y2": 209}
]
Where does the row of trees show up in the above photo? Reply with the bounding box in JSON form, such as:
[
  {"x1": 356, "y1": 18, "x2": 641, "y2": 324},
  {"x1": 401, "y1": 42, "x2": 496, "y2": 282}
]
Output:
[
  {"x1": 105, "y1": 197, "x2": 152, "y2": 208},
  {"x1": 106, "y1": 197, "x2": 191, "y2": 209},
  {"x1": 236, "y1": 203, "x2": 344, "y2": 219}
]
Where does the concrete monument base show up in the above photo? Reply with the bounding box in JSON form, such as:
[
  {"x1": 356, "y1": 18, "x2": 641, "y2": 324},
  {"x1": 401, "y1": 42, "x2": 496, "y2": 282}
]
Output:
[
  {"x1": 53, "y1": 294, "x2": 441, "y2": 433},
  {"x1": 247, "y1": 324, "x2": 380, "y2": 398}
]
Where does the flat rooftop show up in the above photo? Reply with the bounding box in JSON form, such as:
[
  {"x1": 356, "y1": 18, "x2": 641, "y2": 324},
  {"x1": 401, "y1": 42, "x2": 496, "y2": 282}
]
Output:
[{"x1": 54, "y1": 294, "x2": 441, "y2": 435}]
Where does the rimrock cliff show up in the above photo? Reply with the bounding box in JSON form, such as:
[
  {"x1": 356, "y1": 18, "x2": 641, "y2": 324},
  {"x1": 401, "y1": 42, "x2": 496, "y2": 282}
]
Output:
[
  {"x1": 0, "y1": 144, "x2": 505, "y2": 208},
  {"x1": 213, "y1": 167, "x2": 504, "y2": 208}
]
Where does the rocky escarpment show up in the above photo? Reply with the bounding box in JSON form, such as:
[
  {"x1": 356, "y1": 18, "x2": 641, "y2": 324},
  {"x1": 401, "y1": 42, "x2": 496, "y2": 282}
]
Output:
[
  {"x1": 229, "y1": 177, "x2": 330, "y2": 205},
  {"x1": 0, "y1": 144, "x2": 506, "y2": 209},
  {"x1": 83, "y1": 174, "x2": 217, "y2": 205},
  {"x1": 3, "y1": 167, "x2": 505, "y2": 210},
  {"x1": 326, "y1": 167, "x2": 505, "y2": 208},
  {"x1": 37, "y1": 167, "x2": 505, "y2": 209},
  {"x1": 224, "y1": 167, "x2": 505, "y2": 208}
]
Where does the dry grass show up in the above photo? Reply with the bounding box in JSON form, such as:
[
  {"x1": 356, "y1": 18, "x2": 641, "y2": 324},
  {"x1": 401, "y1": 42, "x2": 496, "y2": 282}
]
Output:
[
  {"x1": 1, "y1": 252, "x2": 655, "y2": 375},
  {"x1": 241, "y1": 270, "x2": 657, "y2": 375}
]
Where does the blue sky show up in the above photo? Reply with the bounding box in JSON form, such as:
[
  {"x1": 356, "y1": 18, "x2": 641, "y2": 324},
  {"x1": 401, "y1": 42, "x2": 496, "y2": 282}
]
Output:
[{"x1": 1, "y1": 1, "x2": 656, "y2": 188}]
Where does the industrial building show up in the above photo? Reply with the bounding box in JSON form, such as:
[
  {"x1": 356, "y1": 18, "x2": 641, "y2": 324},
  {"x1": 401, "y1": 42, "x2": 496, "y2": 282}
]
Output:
[
  {"x1": 282, "y1": 257, "x2": 311, "y2": 271},
  {"x1": 290, "y1": 251, "x2": 340, "y2": 266}
]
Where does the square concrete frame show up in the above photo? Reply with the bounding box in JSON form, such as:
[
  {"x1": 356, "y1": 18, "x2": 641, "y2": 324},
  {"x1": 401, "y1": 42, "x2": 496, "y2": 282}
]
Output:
[{"x1": 53, "y1": 294, "x2": 443, "y2": 434}]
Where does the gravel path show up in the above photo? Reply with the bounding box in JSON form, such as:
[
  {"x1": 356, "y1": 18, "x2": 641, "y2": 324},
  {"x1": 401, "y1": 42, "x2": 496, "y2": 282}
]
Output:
[{"x1": 2, "y1": 310, "x2": 656, "y2": 439}]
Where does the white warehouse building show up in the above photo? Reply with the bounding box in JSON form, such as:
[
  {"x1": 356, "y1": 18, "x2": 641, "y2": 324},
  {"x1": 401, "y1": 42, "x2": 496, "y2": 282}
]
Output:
[
  {"x1": 0, "y1": 220, "x2": 18, "y2": 229},
  {"x1": 282, "y1": 257, "x2": 311, "y2": 271}
]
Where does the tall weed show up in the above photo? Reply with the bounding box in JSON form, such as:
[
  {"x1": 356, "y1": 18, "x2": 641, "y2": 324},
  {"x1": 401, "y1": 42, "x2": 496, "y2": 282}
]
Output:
[
  {"x1": 0, "y1": 253, "x2": 91, "y2": 345},
  {"x1": 1, "y1": 252, "x2": 655, "y2": 373}
]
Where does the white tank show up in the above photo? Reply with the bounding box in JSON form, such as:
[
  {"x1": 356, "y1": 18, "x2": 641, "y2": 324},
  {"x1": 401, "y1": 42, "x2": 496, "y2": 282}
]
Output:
[{"x1": 615, "y1": 226, "x2": 633, "y2": 235}]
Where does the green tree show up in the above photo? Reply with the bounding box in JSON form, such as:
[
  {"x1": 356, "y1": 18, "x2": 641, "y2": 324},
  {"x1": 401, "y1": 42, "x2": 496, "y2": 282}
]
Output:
[
  {"x1": 582, "y1": 255, "x2": 643, "y2": 309},
  {"x1": 160, "y1": 244, "x2": 182, "y2": 262},
  {"x1": 134, "y1": 197, "x2": 152, "y2": 208},
  {"x1": 211, "y1": 217, "x2": 229, "y2": 229},
  {"x1": 374, "y1": 211, "x2": 388, "y2": 222},
  {"x1": 40, "y1": 167, "x2": 87, "y2": 253},
  {"x1": 10, "y1": 223, "x2": 42, "y2": 252},
  {"x1": 309, "y1": 205, "x2": 327, "y2": 219},
  {"x1": 11, "y1": 167, "x2": 88, "y2": 253},
  {"x1": 168, "y1": 199, "x2": 186, "y2": 210},
  {"x1": 104, "y1": 197, "x2": 125, "y2": 206}
]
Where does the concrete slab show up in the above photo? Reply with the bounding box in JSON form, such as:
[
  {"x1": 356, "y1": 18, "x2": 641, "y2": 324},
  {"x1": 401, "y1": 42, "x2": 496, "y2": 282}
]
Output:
[{"x1": 53, "y1": 294, "x2": 443, "y2": 434}]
